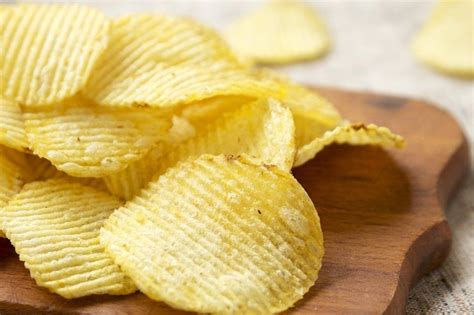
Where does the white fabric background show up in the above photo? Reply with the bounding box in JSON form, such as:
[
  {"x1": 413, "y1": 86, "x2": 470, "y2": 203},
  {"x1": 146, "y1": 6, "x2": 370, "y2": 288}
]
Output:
[{"x1": 7, "y1": 0, "x2": 473, "y2": 313}]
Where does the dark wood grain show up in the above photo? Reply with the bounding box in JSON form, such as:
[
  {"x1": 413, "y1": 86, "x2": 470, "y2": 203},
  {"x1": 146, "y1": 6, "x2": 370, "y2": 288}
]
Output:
[{"x1": 0, "y1": 87, "x2": 469, "y2": 315}]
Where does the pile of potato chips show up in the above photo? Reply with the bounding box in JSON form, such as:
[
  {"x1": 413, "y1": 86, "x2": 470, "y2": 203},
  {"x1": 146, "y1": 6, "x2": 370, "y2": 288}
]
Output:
[{"x1": 0, "y1": 4, "x2": 404, "y2": 314}]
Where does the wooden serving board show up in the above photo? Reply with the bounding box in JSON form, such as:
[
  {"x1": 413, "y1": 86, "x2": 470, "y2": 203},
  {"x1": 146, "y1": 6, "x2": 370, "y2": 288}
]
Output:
[{"x1": 0, "y1": 87, "x2": 469, "y2": 315}]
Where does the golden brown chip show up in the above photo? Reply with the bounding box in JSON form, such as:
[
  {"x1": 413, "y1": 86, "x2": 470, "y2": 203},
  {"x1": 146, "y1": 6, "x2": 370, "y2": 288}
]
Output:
[
  {"x1": 0, "y1": 4, "x2": 110, "y2": 105},
  {"x1": 226, "y1": 1, "x2": 330, "y2": 64},
  {"x1": 101, "y1": 154, "x2": 323, "y2": 314},
  {"x1": 24, "y1": 95, "x2": 171, "y2": 177},
  {"x1": 84, "y1": 14, "x2": 282, "y2": 108},
  {"x1": 1, "y1": 179, "x2": 136, "y2": 298}
]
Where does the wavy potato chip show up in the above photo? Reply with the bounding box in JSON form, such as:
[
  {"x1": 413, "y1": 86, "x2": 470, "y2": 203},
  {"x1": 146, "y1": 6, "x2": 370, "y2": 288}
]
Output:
[
  {"x1": 104, "y1": 143, "x2": 167, "y2": 200},
  {"x1": 85, "y1": 14, "x2": 281, "y2": 108},
  {"x1": 104, "y1": 114, "x2": 197, "y2": 200},
  {"x1": 101, "y1": 154, "x2": 323, "y2": 314},
  {"x1": 181, "y1": 95, "x2": 253, "y2": 129},
  {"x1": 254, "y1": 69, "x2": 342, "y2": 148},
  {"x1": 26, "y1": 154, "x2": 107, "y2": 191},
  {"x1": 24, "y1": 96, "x2": 171, "y2": 177},
  {"x1": 1, "y1": 179, "x2": 136, "y2": 298},
  {"x1": 25, "y1": 154, "x2": 63, "y2": 182},
  {"x1": 226, "y1": 1, "x2": 330, "y2": 64},
  {"x1": 165, "y1": 98, "x2": 296, "y2": 172},
  {"x1": 412, "y1": 0, "x2": 474, "y2": 78},
  {"x1": 0, "y1": 146, "x2": 29, "y2": 238},
  {"x1": 167, "y1": 116, "x2": 196, "y2": 144},
  {"x1": 0, "y1": 4, "x2": 110, "y2": 105},
  {"x1": 104, "y1": 98, "x2": 295, "y2": 200},
  {"x1": 0, "y1": 97, "x2": 29, "y2": 152},
  {"x1": 295, "y1": 123, "x2": 405, "y2": 167}
]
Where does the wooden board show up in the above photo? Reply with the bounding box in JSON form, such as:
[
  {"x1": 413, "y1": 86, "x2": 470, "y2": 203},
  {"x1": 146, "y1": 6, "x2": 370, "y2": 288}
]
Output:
[{"x1": 0, "y1": 87, "x2": 469, "y2": 315}]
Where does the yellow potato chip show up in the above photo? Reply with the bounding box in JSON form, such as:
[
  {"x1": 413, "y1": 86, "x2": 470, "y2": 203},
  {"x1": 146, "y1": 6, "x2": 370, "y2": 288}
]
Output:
[
  {"x1": 103, "y1": 143, "x2": 167, "y2": 200},
  {"x1": 0, "y1": 97, "x2": 29, "y2": 152},
  {"x1": 24, "y1": 95, "x2": 171, "y2": 177},
  {"x1": 84, "y1": 14, "x2": 282, "y2": 108},
  {"x1": 104, "y1": 98, "x2": 295, "y2": 200},
  {"x1": 412, "y1": 0, "x2": 474, "y2": 78},
  {"x1": 1, "y1": 179, "x2": 136, "y2": 298},
  {"x1": 26, "y1": 154, "x2": 107, "y2": 191},
  {"x1": 226, "y1": 0, "x2": 330, "y2": 64},
  {"x1": 181, "y1": 95, "x2": 253, "y2": 129},
  {"x1": 25, "y1": 154, "x2": 63, "y2": 182},
  {"x1": 0, "y1": 145, "x2": 29, "y2": 238},
  {"x1": 166, "y1": 98, "x2": 296, "y2": 172},
  {"x1": 294, "y1": 123, "x2": 405, "y2": 167},
  {"x1": 168, "y1": 116, "x2": 196, "y2": 144},
  {"x1": 254, "y1": 69, "x2": 342, "y2": 149},
  {"x1": 0, "y1": 4, "x2": 110, "y2": 105},
  {"x1": 100, "y1": 154, "x2": 323, "y2": 314}
]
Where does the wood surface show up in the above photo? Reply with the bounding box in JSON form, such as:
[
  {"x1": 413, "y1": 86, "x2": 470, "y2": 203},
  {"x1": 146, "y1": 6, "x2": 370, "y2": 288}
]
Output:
[{"x1": 0, "y1": 87, "x2": 469, "y2": 315}]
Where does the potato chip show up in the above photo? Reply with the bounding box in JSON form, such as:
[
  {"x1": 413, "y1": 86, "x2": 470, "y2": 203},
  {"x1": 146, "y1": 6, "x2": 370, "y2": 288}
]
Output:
[
  {"x1": 0, "y1": 97, "x2": 29, "y2": 152},
  {"x1": 25, "y1": 154, "x2": 63, "y2": 182},
  {"x1": 24, "y1": 95, "x2": 171, "y2": 177},
  {"x1": 165, "y1": 98, "x2": 296, "y2": 173},
  {"x1": 226, "y1": 1, "x2": 330, "y2": 64},
  {"x1": 0, "y1": 145, "x2": 29, "y2": 238},
  {"x1": 84, "y1": 14, "x2": 282, "y2": 108},
  {"x1": 100, "y1": 154, "x2": 323, "y2": 314},
  {"x1": 26, "y1": 154, "x2": 107, "y2": 191},
  {"x1": 181, "y1": 95, "x2": 253, "y2": 129},
  {"x1": 412, "y1": 0, "x2": 474, "y2": 77},
  {"x1": 103, "y1": 143, "x2": 167, "y2": 200},
  {"x1": 254, "y1": 69, "x2": 342, "y2": 149},
  {"x1": 104, "y1": 98, "x2": 295, "y2": 200},
  {"x1": 1, "y1": 179, "x2": 136, "y2": 298},
  {"x1": 295, "y1": 123, "x2": 405, "y2": 167},
  {"x1": 0, "y1": 4, "x2": 110, "y2": 105},
  {"x1": 168, "y1": 116, "x2": 196, "y2": 144}
]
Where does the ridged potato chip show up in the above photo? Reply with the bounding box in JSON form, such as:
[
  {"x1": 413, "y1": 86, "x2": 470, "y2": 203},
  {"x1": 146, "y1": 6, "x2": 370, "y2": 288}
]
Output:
[
  {"x1": 1, "y1": 179, "x2": 136, "y2": 298},
  {"x1": 254, "y1": 69, "x2": 342, "y2": 148},
  {"x1": 0, "y1": 97, "x2": 29, "y2": 152},
  {"x1": 168, "y1": 116, "x2": 196, "y2": 144},
  {"x1": 25, "y1": 154, "x2": 63, "y2": 182},
  {"x1": 226, "y1": 1, "x2": 330, "y2": 64},
  {"x1": 26, "y1": 154, "x2": 107, "y2": 191},
  {"x1": 181, "y1": 95, "x2": 253, "y2": 129},
  {"x1": 0, "y1": 4, "x2": 110, "y2": 105},
  {"x1": 103, "y1": 143, "x2": 167, "y2": 200},
  {"x1": 101, "y1": 154, "x2": 323, "y2": 314},
  {"x1": 295, "y1": 123, "x2": 405, "y2": 167},
  {"x1": 412, "y1": 0, "x2": 474, "y2": 78},
  {"x1": 104, "y1": 98, "x2": 295, "y2": 200},
  {"x1": 0, "y1": 145, "x2": 29, "y2": 238},
  {"x1": 85, "y1": 14, "x2": 282, "y2": 108},
  {"x1": 166, "y1": 98, "x2": 296, "y2": 172},
  {"x1": 104, "y1": 113, "x2": 200, "y2": 200},
  {"x1": 24, "y1": 96, "x2": 171, "y2": 177}
]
